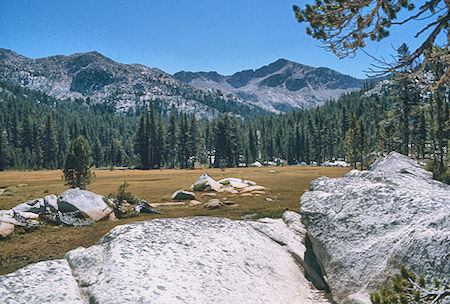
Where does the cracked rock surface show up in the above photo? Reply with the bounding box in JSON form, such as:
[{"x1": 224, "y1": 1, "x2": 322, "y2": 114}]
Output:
[
  {"x1": 0, "y1": 212, "x2": 330, "y2": 304},
  {"x1": 300, "y1": 152, "x2": 450, "y2": 304}
]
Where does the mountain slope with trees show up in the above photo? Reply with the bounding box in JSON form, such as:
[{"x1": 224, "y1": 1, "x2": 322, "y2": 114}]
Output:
[
  {"x1": 175, "y1": 58, "x2": 371, "y2": 113},
  {"x1": 0, "y1": 49, "x2": 266, "y2": 119},
  {"x1": 0, "y1": 72, "x2": 447, "y2": 181}
]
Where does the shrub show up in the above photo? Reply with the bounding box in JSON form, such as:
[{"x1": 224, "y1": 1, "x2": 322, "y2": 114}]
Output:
[
  {"x1": 106, "y1": 181, "x2": 140, "y2": 219},
  {"x1": 113, "y1": 181, "x2": 140, "y2": 205},
  {"x1": 193, "y1": 182, "x2": 211, "y2": 192},
  {"x1": 4, "y1": 186, "x2": 18, "y2": 194},
  {"x1": 370, "y1": 265, "x2": 449, "y2": 304}
]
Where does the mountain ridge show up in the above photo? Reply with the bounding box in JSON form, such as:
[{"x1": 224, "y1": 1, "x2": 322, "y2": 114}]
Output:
[
  {"x1": 175, "y1": 58, "x2": 368, "y2": 112},
  {"x1": 0, "y1": 48, "x2": 374, "y2": 116},
  {"x1": 0, "y1": 48, "x2": 266, "y2": 118}
]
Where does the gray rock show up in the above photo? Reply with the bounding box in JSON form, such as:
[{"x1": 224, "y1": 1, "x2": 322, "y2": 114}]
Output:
[
  {"x1": 134, "y1": 200, "x2": 164, "y2": 214},
  {"x1": 0, "y1": 210, "x2": 15, "y2": 238},
  {"x1": 300, "y1": 152, "x2": 450, "y2": 304},
  {"x1": 1, "y1": 213, "x2": 331, "y2": 304},
  {"x1": 192, "y1": 173, "x2": 222, "y2": 192},
  {"x1": 13, "y1": 195, "x2": 58, "y2": 214},
  {"x1": 57, "y1": 188, "x2": 112, "y2": 222},
  {"x1": 0, "y1": 260, "x2": 83, "y2": 303},
  {"x1": 40, "y1": 210, "x2": 95, "y2": 227},
  {"x1": 171, "y1": 190, "x2": 195, "y2": 200},
  {"x1": 217, "y1": 177, "x2": 244, "y2": 184},
  {"x1": 240, "y1": 185, "x2": 266, "y2": 193}
]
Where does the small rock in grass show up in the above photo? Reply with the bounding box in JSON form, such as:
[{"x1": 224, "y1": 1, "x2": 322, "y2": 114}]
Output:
[
  {"x1": 265, "y1": 198, "x2": 274, "y2": 202},
  {"x1": 189, "y1": 200, "x2": 202, "y2": 207},
  {"x1": 244, "y1": 180, "x2": 257, "y2": 186},
  {"x1": 109, "y1": 212, "x2": 118, "y2": 221},
  {"x1": 229, "y1": 181, "x2": 249, "y2": 189},
  {"x1": 135, "y1": 200, "x2": 164, "y2": 215},
  {"x1": 204, "y1": 200, "x2": 222, "y2": 209},
  {"x1": 171, "y1": 190, "x2": 195, "y2": 201},
  {"x1": 240, "y1": 193, "x2": 252, "y2": 197},
  {"x1": 0, "y1": 212, "x2": 15, "y2": 238},
  {"x1": 251, "y1": 191, "x2": 266, "y2": 195},
  {"x1": 240, "y1": 186, "x2": 266, "y2": 193}
]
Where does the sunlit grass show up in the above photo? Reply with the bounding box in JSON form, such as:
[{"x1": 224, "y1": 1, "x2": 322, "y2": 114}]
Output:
[{"x1": 0, "y1": 166, "x2": 350, "y2": 274}]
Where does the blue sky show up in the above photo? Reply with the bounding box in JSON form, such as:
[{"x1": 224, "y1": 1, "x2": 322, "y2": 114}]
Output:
[{"x1": 0, "y1": 0, "x2": 438, "y2": 79}]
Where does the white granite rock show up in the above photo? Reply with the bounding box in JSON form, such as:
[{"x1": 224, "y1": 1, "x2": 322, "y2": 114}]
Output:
[
  {"x1": 1, "y1": 213, "x2": 330, "y2": 304},
  {"x1": 229, "y1": 180, "x2": 249, "y2": 189},
  {"x1": 0, "y1": 260, "x2": 83, "y2": 303},
  {"x1": 13, "y1": 195, "x2": 58, "y2": 214},
  {"x1": 300, "y1": 152, "x2": 450, "y2": 304},
  {"x1": 57, "y1": 188, "x2": 112, "y2": 222},
  {"x1": 218, "y1": 177, "x2": 244, "y2": 184},
  {"x1": 192, "y1": 173, "x2": 222, "y2": 192},
  {"x1": 0, "y1": 210, "x2": 15, "y2": 238},
  {"x1": 240, "y1": 185, "x2": 266, "y2": 193}
]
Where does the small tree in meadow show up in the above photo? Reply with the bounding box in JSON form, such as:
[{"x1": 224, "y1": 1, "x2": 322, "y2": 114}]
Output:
[{"x1": 63, "y1": 135, "x2": 94, "y2": 189}]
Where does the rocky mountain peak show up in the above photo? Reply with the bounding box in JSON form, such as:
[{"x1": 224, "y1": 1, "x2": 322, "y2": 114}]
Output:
[
  {"x1": 174, "y1": 58, "x2": 367, "y2": 113},
  {"x1": 0, "y1": 49, "x2": 265, "y2": 118}
]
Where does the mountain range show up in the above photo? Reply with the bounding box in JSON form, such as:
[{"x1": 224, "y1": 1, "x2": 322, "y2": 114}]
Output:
[
  {"x1": 0, "y1": 48, "x2": 262, "y2": 118},
  {"x1": 0, "y1": 48, "x2": 370, "y2": 117},
  {"x1": 175, "y1": 59, "x2": 367, "y2": 113}
]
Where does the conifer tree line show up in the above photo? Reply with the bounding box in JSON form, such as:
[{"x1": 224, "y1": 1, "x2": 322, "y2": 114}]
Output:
[{"x1": 0, "y1": 77, "x2": 448, "y2": 176}]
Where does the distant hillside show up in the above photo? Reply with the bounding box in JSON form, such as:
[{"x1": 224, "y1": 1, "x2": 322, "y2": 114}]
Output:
[
  {"x1": 0, "y1": 49, "x2": 267, "y2": 118},
  {"x1": 175, "y1": 59, "x2": 369, "y2": 113}
]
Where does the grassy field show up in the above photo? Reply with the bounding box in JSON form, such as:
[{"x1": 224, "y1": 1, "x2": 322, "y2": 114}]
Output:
[{"x1": 0, "y1": 166, "x2": 350, "y2": 275}]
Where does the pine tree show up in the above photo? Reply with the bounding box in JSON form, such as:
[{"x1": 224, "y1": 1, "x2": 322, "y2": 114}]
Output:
[
  {"x1": 177, "y1": 114, "x2": 189, "y2": 169},
  {"x1": 135, "y1": 113, "x2": 149, "y2": 169},
  {"x1": 70, "y1": 119, "x2": 80, "y2": 140},
  {"x1": 430, "y1": 90, "x2": 447, "y2": 178},
  {"x1": 154, "y1": 116, "x2": 165, "y2": 168},
  {"x1": 393, "y1": 44, "x2": 419, "y2": 156},
  {"x1": 63, "y1": 135, "x2": 94, "y2": 189},
  {"x1": 42, "y1": 114, "x2": 58, "y2": 169},
  {"x1": 56, "y1": 123, "x2": 69, "y2": 168},
  {"x1": 0, "y1": 127, "x2": 4, "y2": 171},
  {"x1": 21, "y1": 116, "x2": 33, "y2": 152},
  {"x1": 204, "y1": 120, "x2": 213, "y2": 167},
  {"x1": 358, "y1": 119, "x2": 366, "y2": 169},
  {"x1": 10, "y1": 106, "x2": 20, "y2": 149},
  {"x1": 187, "y1": 115, "x2": 200, "y2": 169},
  {"x1": 147, "y1": 103, "x2": 157, "y2": 168},
  {"x1": 92, "y1": 138, "x2": 104, "y2": 168},
  {"x1": 248, "y1": 125, "x2": 258, "y2": 163},
  {"x1": 370, "y1": 265, "x2": 449, "y2": 304},
  {"x1": 418, "y1": 110, "x2": 427, "y2": 159},
  {"x1": 345, "y1": 114, "x2": 359, "y2": 168},
  {"x1": 31, "y1": 121, "x2": 42, "y2": 169},
  {"x1": 166, "y1": 112, "x2": 178, "y2": 168}
]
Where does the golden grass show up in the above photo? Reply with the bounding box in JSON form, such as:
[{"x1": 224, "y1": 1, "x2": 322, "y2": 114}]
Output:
[{"x1": 0, "y1": 166, "x2": 350, "y2": 274}]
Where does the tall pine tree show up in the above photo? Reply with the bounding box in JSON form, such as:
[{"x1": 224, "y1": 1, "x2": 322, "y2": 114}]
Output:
[{"x1": 42, "y1": 114, "x2": 58, "y2": 169}]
